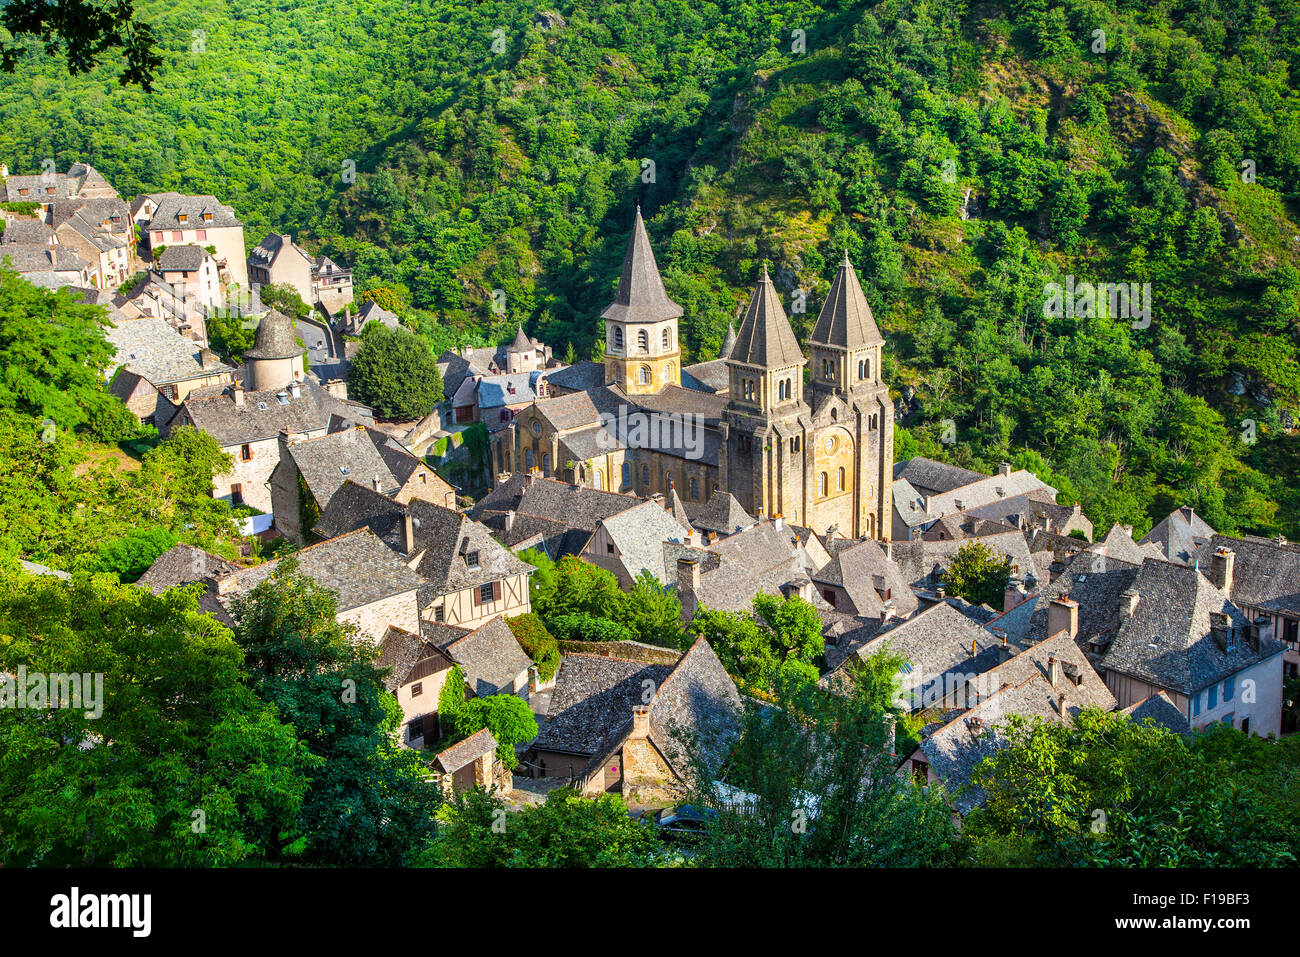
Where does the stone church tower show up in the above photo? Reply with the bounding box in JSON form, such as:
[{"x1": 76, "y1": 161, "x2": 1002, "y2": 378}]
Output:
[
  {"x1": 602, "y1": 207, "x2": 683, "y2": 396},
  {"x1": 720, "y1": 254, "x2": 893, "y2": 540}
]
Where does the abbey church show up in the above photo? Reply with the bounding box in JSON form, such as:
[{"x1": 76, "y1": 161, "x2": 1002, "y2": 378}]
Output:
[{"x1": 493, "y1": 207, "x2": 894, "y2": 541}]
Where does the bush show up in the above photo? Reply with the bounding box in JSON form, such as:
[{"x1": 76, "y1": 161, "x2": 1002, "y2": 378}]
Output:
[
  {"x1": 508, "y1": 613, "x2": 560, "y2": 681},
  {"x1": 92, "y1": 526, "x2": 178, "y2": 582},
  {"x1": 547, "y1": 612, "x2": 637, "y2": 644},
  {"x1": 346, "y1": 325, "x2": 444, "y2": 421}
]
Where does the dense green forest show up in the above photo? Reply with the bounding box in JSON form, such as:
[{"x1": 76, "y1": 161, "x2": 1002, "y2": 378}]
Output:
[{"x1": 2, "y1": 0, "x2": 1299, "y2": 537}]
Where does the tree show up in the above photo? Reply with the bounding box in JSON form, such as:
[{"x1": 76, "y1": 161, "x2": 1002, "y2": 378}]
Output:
[
  {"x1": 684, "y1": 669, "x2": 960, "y2": 867},
  {"x1": 231, "y1": 561, "x2": 442, "y2": 865},
  {"x1": 259, "y1": 283, "x2": 311, "y2": 320},
  {"x1": 422, "y1": 787, "x2": 662, "y2": 867},
  {"x1": 693, "y1": 593, "x2": 824, "y2": 692},
  {"x1": 92, "y1": 525, "x2": 176, "y2": 581},
  {"x1": 0, "y1": 566, "x2": 313, "y2": 866},
  {"x1": 453, "y1": 694, "x2": 539, "y2": 769},
  {"x1": 943, "y1": 541, "x2": 1012, "y2": 607},
  {"x1": 346, "y1": 324, "x2": 445, "y2": 421},
  {"x1": 622, "y1": 570, "x2": 686, "y2": 648},
  {"x1": 438, "y1": 664, "x2": 468, "y2": 737},
  {"x1": 507, "y1": 613, "x2": 559, "y2": 681},
  {"x1": 0, "y1": 267, "x2": 134, "y2": 438},
  {"x1": 0, "y1": 0, "x2": 161, "y2": 88},
  {"x1": 966, "y1": 710, "x2": 1300, "y2": 866}
]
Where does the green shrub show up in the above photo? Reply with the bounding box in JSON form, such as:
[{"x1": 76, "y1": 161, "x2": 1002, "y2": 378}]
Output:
[{"x1": 508, "y1": 612, "x2": 560, "y2": 681}]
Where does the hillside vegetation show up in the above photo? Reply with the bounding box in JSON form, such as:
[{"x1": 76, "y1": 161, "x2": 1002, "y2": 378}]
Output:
[{"x1": 2, "y1": 0, "x2": 1299, "y2": 536}]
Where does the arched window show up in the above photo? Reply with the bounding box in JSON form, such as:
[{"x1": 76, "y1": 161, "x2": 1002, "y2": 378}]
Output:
[
  {"x1": 593, "y1": 470, "x2": 604, "y2": 490},
  {"x1": 818, "y1": 472, "x2": 828, "y2": 496},
  {"x1": 637, "y1": 329, "x2": 648, "y2": 353},
  {"x1": 622, "y1": 462, "x2": 631, "y2": 488},
  {"x1": 613, "y1": 327, "x2": 624, "y2": 351},
  {"x1": 831, "y1": 407, "x2": 838, "y2": 422},
  {"x1": 638, "y1": 365, "x2": 651, "y2": 385},
  {"x1": 641, "y1": 464, "x2": 650, "y2": 486},
  {"x1": 542, "y1": 453, "x2": 551, "y2": 475},
  {"x1": 662, "y1": 328, "x2": 672, "y2": 349},
  {"x1": 664, "y1": 362, "x2": 675, "y2": 382},
  {"x1": 525, "y1": 448, "x2": 534, "y2": 470},
  {"x1": 863, "y1": 357, "x2": 871, "y2": 380},
  {"x1": 690, "y1": 478, "x2": 699, "y2": 500},
  {"x1": 665, "y1": 470, "x2": 675, "y2": 489},
  {"x1": 837, "y1": 467, "x2": 845, "y2": 492},
  {"x1": 822, "y1": 358, "x2": 832, "y2": 378}
]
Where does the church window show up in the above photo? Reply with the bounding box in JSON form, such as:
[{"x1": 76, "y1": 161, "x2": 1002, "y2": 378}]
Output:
[
  {"x1": 622, "y1": 463, "x2": 631, "y2": 488},
  {"x1": 593, "y1": 470, "x2": 604, "y2": 490},
  {"x1": 662, "y1": 328, "x2": 672, "y2": 349},
  {"x1": 637, "y1": 329, "x2": 649, "y2": 353},
  {"x1": 863, "y1": 357, "x2": 872, "y2": 380},
  {"x1": 837, "y1": 467, "x2": 846, "y2": 492},
  {"x1": 542, "y1": 453, "x2": 551, "y2": 474},
  {"x1": 690, "y1": 478, "x2": 699, "y2": 501},
  {"x1": 613, "y1": 327, "x2": 624, "y2": 351},
  {"x1": 642, "y1": 464, "x2": 650, "y2": 485},
  {"x1": 638, "y1": 365, "x2": 651, "y2": 385},
  {"x1": 525, "y1": 448, "x2": 534, "y2": 470},
  {"x1": 818, "y1": 473, "x2": 827, "y2": 497}
]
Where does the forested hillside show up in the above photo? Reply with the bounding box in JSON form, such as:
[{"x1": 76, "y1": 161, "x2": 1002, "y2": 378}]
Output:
[{"x1": 3, "y1": 0, "x2": 1299, "y2": 536}]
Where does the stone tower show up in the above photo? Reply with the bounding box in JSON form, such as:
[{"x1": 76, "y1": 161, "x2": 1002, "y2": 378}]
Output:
[
  {"x1": 721, "y1": 267, "x2": 810, "y2": 525},
  {"x1": 805, "y1": 251, "x2": 893, "y2": 540},
  {"x1": 243, "y1": 309, "x2": 304, "y2": 392},
  {"x1": 602, "y1": 206, "x2": 682, "y2": 396}
]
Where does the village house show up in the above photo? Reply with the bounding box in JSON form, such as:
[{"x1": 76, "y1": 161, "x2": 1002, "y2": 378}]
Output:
[
  {"x1": 529, "y1": 638, "x2": 739, "y2": 803},
  {"x1": 104, "y1": 314, "x2": 236, "y2": 426},
  {"x1": 471, "y1": 473, "x2": 644, "y2": 558},
  {"x1": 378, "y1": 625, "x2": 458, "y2": 748},
  {"x1": 431, "y1": 728, "x2": 513, "y2": 795},
  {"x1": 312, "y1": 483, "x2": 533, "y2": 629},
  {"x1": 1, "y1": 242, "x2": 94, "y2": 286},
  {"x1": 155, "y1": 245, "x2": 221, "y2": 311},
  {"x1": 812, "y1": 535, "x2": 918, "y2": 618},
  {"x1": 269, "y1": 425, "x2": 455, "y2": 544},
  {"x1": 133, "y1": 192, "x2": 249, "y2": 289},
  {"x1": 454, "y1": 368, "x2": 554, "y2": 429},
  {"x1": 1, "y1": 162, "x2": 118, "y2": 214},
  {"x1": 674, "y1": 518, "x2": 825, "y2": 621},
  {"x1": 584, "y1": 497, "x2": 693, "y2": 586},
  {"x1": 166, "y1": 309, "x2": 374, "y2": 511}
]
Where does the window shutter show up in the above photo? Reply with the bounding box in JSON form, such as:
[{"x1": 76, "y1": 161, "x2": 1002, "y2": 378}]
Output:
[
  {"x1": 493, "y1": 580, "x2": 502, "y2": 602},
  {"x1": 472, "y1": 587, "x2": 481, "y2": 607}
]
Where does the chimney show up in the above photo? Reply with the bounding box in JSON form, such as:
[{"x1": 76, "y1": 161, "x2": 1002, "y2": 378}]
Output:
[
  {"x1": 527, "y1": 664, "x2": 539, "y2": 694},
  {"x1": 199, "y1": 347, "x2": 218, "y2": 369},
  {"x1": 998, "y1": 461, "x2": 1012, "y2": 476},
  {"x1": 1210, "y1": 547, "x2": 1235, "y2": 594},
  {"x1": 773, "y1": 514, "x2": 784, "y2": 530},
  {"x1": 1210, "y1": 612, "x2": 1231, "y2": 652},
  {"x1": 289, "y1": 380, "x2": 301, "y2": 400},
  {"x1": 504, "y1": 510, "x2": 516, "y2": 532},
  {"x1": 1056, "y1": 692, "x2": 1067, "y2": 716},
  {"x1": 1249, "y1": 615, "x2": 1272, "y2": 652},
  {"x1": 1003, "y1": 577, "x2": 1025, "y2": 613},
  {"x1": 525, "y1": 471, "x2": 538, "y2": 486},
  {"x1": 631, "y1": 704, "x2": 651, "y2": 739},
  {"x1": 1047, "y1": 595, "x2": 1079, "y2": 640},
  {"x1": 1047, "y1": 655, "x2": 1060, "y2": 687},
  {"x1": 402, "y1": 510, "x2": 415, "y2": 556},
  {"x1": 1120, "y1": 588, "x2": 1139, "y2": 623},
  {"x1": 372, "y1": 475, "x2": 382, "y2": 492},
  {"x1": 677, "y1": 557, "x2": 700, "y2": 596},
  {"x1": 232, "y1": 382, "x2": 245, "y2": 407},
  {"x1": 935, "y1": 582, "x2": 947, "y2": 599}
]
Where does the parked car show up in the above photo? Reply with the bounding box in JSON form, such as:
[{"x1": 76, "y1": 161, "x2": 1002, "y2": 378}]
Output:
[{"x1": 652, "y1": 804, "x2": 715, "y2": 842}]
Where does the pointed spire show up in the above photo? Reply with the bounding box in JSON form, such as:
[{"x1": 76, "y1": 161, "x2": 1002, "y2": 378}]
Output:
[
  {"x1": 719, "y1": 321, "x2": 737, "y2": 360},
  {"x1": 729, "y1": 268, "x2": 804, "y2": 369},
  {"x1": 810, "y1": 254, "x2": 882, "y2": 349},
  {"x1": 601, "y1": 206, "x2": 683, "y2": 323},
  {"x1": 509, "y1": 324, "x2": 532, "y2": 352}
]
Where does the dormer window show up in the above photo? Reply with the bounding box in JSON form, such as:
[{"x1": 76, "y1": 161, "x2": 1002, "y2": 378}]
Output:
[
  {"x1": 178, "y1": 212, "x2": 188, "y2": 224},
  {"x1": 202, "y1": 211, "x2": 212, "y2": 222},
  {"x1": 466, "y1": 550, "x2": 480, "y2": 570}
]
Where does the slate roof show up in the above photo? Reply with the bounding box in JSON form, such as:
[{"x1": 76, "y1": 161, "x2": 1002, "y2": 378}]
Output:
[
  {"x1": 813, "y1": 536, "x2": 918, "y2": 618},
  {"x1": 472, "y1": 474, "x2": 642, "y2": 540},
  {"x1": 314, "y1": 480, "x2": 410, "y2": 544},
  {"x1": 105, "y1": 315, "x2": 232, "y2": 385},
  {"x1": 179, "y1": 377, "x2": 371, "y2": 446},
  {"x1": 894, "y1": 457, "x2": 987, "y2": 497},
  {"x1": 824, "y1": 601, "x2": 1004, "y2": 701},
  {"x1": 728, "y1": 266, "x2": 804, "y2": 369},
  {"x1": 138, "y1": 544, "x2": 238, "y2": 593},
  {"x1": 477, "y1": 370, "x2": 547, "y2": 409},
  {"x1": 1001, "y1": 549, "x2": 1141, "y2": 651},
  {"x1": 157, "y1": 244, "x2": 211, "y2": 271},
  {"x1": 289, "y1": 426, "x2": 402, "y2": 506},
  {"x1": 433, "y1": 727, "x2": 498, "y2": 774},
  {"x1": 146, "y1": 194, "x2": 242, "y2": 230},
  {"x1": 225, "y1": 528, "x2": 425, "y2": 612},
  {"x1": 1, "y1": 219, "x2": 55, "y2": 245},
  {"x1": 810, "y1": 251, "x2": 883, "y2": 349},
  {"x1": 2, "y1": 243, "x2": 89, "y2": 273},
  {"x1": 377, "y1": 626, "x2": 449, "y2": 690},
  {"x1": 534, "y1": 654, "x2": 673, "y2": 756},
  {"x1": 244, "y1": 309, "x2": 304, "y2": 360},
  {"x1": 892, "y1": 476, "x2": 934, "y2": 531},
  {"x1": 248, "y1": 233, "x2": 310, "y2": 267},
  {"x1": 924, "y1": 470, "x2": 1055, "y2": 518},
  {"x1": 1201, "y1": 533, "x2": 1300, "y2": 617},
  {"x1": 439, "y1": 616, "x2": 532, "y2": 697},
  {"x1": 968, "y1": 630, "x2": 1116, "y2": 711},
  {"x1": 889, "y1": 530, "x2": 1034, "y2": 589},
  {"x1": 545, "y1": 360, "x2": 606, "y2": 393},
  {"x1": 1140, "y1": 506, "x2": 1216, "y2": 565},
  {"x1": 600, "y1": 499, "x2": 693, "y2": 583},
  {"x1": 1102, "y1": 558, "x2": 1285, "y2": 695},
  {"x1": 918, "y1": 675, "x2": 1077, "y2": 815},
  {"x1": 681, "y1": 357, "x2": 730, "y2": 394},
  {"x1": 684, "y1": 492, "x2": 755, "y2": 536},
  {"x1": 643, "y1": 637, "x2": 742, "y2": 778},
  {"x1": 1088, "y1": 524, "x2": 1163, "y2": 564},
  {"x1": 1121, "y1": 692, "x2": 1190, "y2": 733},
  {"x1": 600, "y1": 206, "x2": 683, "y2": 323}
]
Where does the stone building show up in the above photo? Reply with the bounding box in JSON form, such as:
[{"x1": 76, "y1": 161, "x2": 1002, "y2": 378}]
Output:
[{"x1": 492, "y1": 209, "x2": 894, "y2": 540}]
